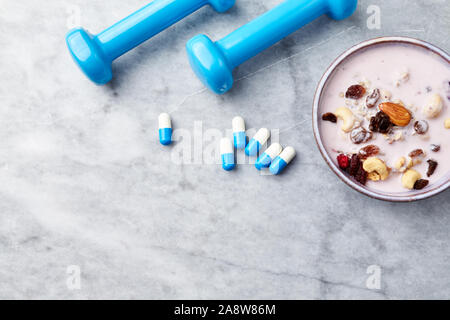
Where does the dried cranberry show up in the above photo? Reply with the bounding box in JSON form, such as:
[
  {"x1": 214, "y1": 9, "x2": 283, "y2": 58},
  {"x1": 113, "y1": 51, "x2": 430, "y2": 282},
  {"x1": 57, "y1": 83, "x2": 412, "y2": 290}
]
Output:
[
  {"x1": 350, "y1": 127, "x2": 373, "y2": 144},
  {"x1": 337, "y1": 154, "x2": 350, "y2": 170},
  {"x1": 409, "y1": 149, "x2": 424, "y2": 158},
  {"x1": 322, "y1": 112, "x2": 337, "y2": 123},
  {"x1": 414, "y1": 120, "x2": 429, "y2": 135},
  {"x1": 369, "y1": 111, "x2": 392, "y2": 134},
  {"x1": 345, "y1": 85, "x2": 366, "y2": 99},
  {"x1": 426, "y1": 159, "x2": 438, "y2": 177},
  {"x1": 359, "y1": 145, "x2": 380, "y2": 159},
  {"x1": 366, "y1": 89, "x2": 380, "y2": 108},
  {"x1": 414, "y1": 179, "x2": 429, "y2": 190}
]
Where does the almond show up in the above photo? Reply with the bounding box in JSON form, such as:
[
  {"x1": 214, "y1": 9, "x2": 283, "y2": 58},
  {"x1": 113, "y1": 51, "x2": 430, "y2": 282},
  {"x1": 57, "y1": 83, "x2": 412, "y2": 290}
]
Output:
[{"x1": 379, "y1": 102, "x2": 412, "y2": 127}]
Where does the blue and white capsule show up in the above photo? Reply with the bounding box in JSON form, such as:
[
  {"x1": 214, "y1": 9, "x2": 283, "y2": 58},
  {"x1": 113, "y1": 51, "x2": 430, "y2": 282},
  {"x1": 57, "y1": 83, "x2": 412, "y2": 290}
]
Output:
[
  {"x1": 269, "y1": 146, "x2": 296, "y2": 175},
  {"x1": 220, "y1": 138, "x2": 235, "y2": 171},
  {"x1": 245, "y1": 128, "x2": 270, "y2": 156},
  {"x1": 158, "y1": 113, "x2": 172, "y2": 146},
  {"x1": 255, "y1": 143, "x2": 282, "y2": 170},
  {"x1": 232, "y1": 116, "x2": 247, "y2": 149}
]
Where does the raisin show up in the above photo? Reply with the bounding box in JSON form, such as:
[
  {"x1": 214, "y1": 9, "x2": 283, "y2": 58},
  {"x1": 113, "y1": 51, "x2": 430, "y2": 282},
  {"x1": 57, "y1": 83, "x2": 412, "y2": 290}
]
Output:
[
  {"x1": 413, "y1": 179, "x2": 429, "y2": 190},
  {"x1": 369, "y1": 111, "x2": 393, "y2": 134},
  {"x1": 444, "y1": 80, "x2": 450, "y2": 101},
  {"x1": 350, "y1": 127, "x2": 373, "y2": 144},
  {"x1": 322, "y1": 112, "x2": 337, "y2": 123},
  {"x1": 348, "y1": 154, "x2": 361, "y2": 177},
  {"x1": 359, "y1": 145, "x2": 380, "y2": 159},
  {"x1": 345, "y1": 85, "x2": 366, "y2": 99},
  {"x1": 414, "y1": 120, "x2": 429, "y2": 135},
  {"x1": 366, "y1": 89, "x2": 380, "y2": 108},
  {"x1": 409, "y1": 149, "x2": 424, "y2": 158},
  {"x1": 345, "y1": 154, "x2": 368, "y2": 185},
  {"x1": 355, "y1": 165, "x2": 368, "y2": 185},
  {"x1": 426, "y1": 159, "x2": 438, "y2": 177},
  {"x1": 430, "y1": 144, "x2": 441, "y2": 152}
]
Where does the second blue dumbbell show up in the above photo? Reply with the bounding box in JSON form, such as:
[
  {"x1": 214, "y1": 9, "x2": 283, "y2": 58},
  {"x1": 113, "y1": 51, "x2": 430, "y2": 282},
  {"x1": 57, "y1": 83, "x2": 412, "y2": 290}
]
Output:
[
  {"x1": 66, "y1": 0, "x2": 235, "y2": 85},
  {"x1": 186, "y1": 0, "x2": 358, "y2": 94}
]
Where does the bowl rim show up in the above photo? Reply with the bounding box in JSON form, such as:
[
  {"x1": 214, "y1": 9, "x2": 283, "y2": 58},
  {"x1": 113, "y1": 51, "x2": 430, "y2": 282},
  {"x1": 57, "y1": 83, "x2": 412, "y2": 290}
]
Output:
[{"x1": 312, "y1": 36, "x2": 450, "y2": 202}]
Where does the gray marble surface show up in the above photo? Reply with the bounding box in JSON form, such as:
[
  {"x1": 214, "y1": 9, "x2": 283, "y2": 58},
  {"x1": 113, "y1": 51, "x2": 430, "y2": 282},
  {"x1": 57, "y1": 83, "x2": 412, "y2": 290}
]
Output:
[{"x1": 0, "y1": 0, "x2": 449, "y2": 300}]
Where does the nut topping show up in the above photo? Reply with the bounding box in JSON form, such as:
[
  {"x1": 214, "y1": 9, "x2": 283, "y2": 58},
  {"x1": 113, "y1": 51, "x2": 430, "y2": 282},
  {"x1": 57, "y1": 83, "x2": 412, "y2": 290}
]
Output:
[
  {"x1": 334, "y1": 107, "x2": 356, "y2": 133},
  {"x1": 445, "y1": 118, "x2": 450, "y2": 129},
  {"x1": 379, "y1": 102, "x2": 412, "y2": 127},
  {"x1": 363, "y1": 157, "x2": 389, "y2": 181},
  {"x1": 402, "y1": 169, "x2": 421, "y2": 190},
  {"x1": 423, "y1": 94, "x2": 443, "y2": 118}
]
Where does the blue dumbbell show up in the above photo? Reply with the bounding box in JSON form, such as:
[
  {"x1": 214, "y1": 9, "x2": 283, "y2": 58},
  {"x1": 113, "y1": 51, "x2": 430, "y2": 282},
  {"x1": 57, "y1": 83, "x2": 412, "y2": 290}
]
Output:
[
  {"x1": 66, "y1": 0, "x2": 235, "y2": 85},
  {"x1": 186, "y1": 0, "x2": 358, "y2": 94}
]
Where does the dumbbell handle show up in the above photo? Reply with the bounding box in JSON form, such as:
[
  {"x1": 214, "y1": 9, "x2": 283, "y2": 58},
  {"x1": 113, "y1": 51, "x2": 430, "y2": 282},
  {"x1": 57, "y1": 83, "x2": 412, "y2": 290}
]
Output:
[
  {"x1": 217, "y1": 0, "x2": 328, "y2": 68},
  {"x1": 97, "y1": 0, "x2": 208, "y2": 61}
]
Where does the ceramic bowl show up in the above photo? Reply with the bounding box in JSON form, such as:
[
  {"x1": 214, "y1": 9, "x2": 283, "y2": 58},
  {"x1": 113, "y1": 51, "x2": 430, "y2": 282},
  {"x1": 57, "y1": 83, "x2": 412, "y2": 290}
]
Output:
[{"x1": 312, "y1": 37, "x2": 450, "y2": 202}]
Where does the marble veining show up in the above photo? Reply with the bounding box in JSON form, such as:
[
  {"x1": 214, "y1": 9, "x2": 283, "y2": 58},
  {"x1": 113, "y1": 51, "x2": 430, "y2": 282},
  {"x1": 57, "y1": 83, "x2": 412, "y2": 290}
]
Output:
[{"x1": 0, "y1": 0, "x2": 449, "y2": 299}]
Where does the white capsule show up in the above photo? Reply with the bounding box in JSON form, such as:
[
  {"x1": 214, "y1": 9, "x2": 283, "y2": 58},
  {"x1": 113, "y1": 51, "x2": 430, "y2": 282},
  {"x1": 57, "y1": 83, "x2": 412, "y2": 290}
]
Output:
[
  {"x1": 269, "y1": 146, "x2": 296, "y2": 175},
  {"x1": 232, "y1": 116, "x2": 245, "y2": 132},
  {"x1": 245, "y1": 128, "x2": 270, "y2": 156},
  {"x1": 220, "y1": 138, "x2": 233, "y2": 155},
  {"x1": 255, "y1": 143, "x2": 282, "y2": 170},
  {"x1": 158, "y1": 113, "x2": 171, "y2": 129},
  {"x1": 220, "y1": 137, "x2": 235, "y2": 171},
  {"x1": 253, "y1": 128, "x2": 270, "y2": 144},
  {"x1": 232, "y1": 116, "x2": 247, "y2": 149},
  {"x1": 264, "y1": 143, "x2": 283, "y2": 159},
  {"x1": 280, "y1": 146, "x2": 296, "y2": 163},
  {"x1": 158, "y1": 113, "x2": 172, "y2": 146}
]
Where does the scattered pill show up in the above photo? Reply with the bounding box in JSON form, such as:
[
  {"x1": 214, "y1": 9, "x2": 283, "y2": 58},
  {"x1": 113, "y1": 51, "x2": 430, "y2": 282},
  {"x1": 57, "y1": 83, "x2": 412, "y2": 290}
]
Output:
[
  {"x1": 232, "y1": 116, "x2": 247, "y2": 149},
  {"x1": 245, "y1": 128, "x2": 270, "y2": 156},
  {"x1": 220, "y1": 138, "x2": 235, "y2": 171},
  {"x1": 269, "y1": 146, "x2": 296, "y2": 175},
  {"x1": 158, "y1": 113, "x2": 172, "y2": 146},
  {"x1": 255, "y1": 143, "x2": 282, "y2": 170}
]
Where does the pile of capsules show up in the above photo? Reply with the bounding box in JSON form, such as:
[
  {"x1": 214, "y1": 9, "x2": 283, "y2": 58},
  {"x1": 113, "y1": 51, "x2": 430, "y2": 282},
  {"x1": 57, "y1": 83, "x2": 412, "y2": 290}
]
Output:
[{"x1": 158, "y1": 113, "x2": 295, "y2": 175}]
